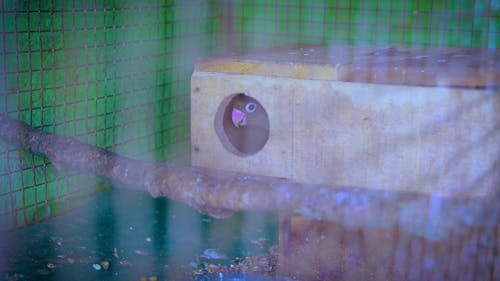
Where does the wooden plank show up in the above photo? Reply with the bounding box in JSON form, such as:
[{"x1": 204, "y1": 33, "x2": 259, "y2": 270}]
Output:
[
  {"x1": 278, "y1": 220, "x2": 498, "y2": 281},
  {"x1": 195, "y1": 46, "x2": 500, "y2": 88}
]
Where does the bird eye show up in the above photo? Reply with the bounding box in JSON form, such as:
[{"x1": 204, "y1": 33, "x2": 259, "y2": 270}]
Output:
[{"x1": 245, "y1": 102, "x2": 256, "y2": 113}]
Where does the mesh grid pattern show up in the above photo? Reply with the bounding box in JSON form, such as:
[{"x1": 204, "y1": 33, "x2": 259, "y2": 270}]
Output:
[
  {"x1": 1, "y1": 0, "x2": 498, "y2": 229},
  {"x1": 232, "y1": 0, "x2": 499, "y2": 50},
  {"x1": 0, "y1": 0, "x2": 220, "y2": 229}
]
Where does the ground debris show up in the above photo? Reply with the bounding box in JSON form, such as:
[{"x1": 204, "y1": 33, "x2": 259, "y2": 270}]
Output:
[{"x1": 193, "y1": 245, "x2": 279, "y2": 277}]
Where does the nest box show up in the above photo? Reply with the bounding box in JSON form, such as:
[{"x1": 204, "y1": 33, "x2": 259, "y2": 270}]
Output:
[
  {"x1": 191, "y1": 46, "x2": 499, "y2": 280},
  {"x1": 191, "y1": 45, "x2": 499, "y2": 198}
]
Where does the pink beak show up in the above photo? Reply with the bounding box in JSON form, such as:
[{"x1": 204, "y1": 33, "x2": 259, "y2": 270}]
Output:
[{"x1": 232, "y1": 108, "x2": 247, "y2": 127}]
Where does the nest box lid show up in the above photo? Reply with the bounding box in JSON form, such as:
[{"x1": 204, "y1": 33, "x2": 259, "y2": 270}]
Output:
[{"x1": 194, "y1": 45, "x2": 500, "y2": 88}]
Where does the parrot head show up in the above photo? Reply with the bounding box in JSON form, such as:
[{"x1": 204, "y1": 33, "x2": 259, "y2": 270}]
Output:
[
  {"x1": 231, "y1": 99, "x2": 257, "y2": 128},
  {"x1": 219, "y1": 93, "x2": 270, "y2": 155}
]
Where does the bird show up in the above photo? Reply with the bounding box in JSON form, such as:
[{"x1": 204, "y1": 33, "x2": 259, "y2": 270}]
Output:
[{"x1": 222, "y1": 93, "x2": 269, "y2": 155}]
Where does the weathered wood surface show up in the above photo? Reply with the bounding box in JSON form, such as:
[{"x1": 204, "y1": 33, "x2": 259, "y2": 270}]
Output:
[
  {"x1": 195, "y1": 45, "x2": 500, "y2": 88},
  {"x1": 279, "y1": 218, "x2": 500, "y2": 281},
  {"x1": 0, "y1": 114, "x2": 498, "y2": 239}
]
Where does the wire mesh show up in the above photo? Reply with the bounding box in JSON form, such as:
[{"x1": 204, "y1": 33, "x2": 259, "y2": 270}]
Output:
[
  {"x1": 0, "y1": 0, "x2": 498, "y2": 231},
  {"x1": 0, "y1": 0, "x2": 221, "y2": 229},
  {"x1": 231, "y1": 0, "x2": 499, "y2": 50}
]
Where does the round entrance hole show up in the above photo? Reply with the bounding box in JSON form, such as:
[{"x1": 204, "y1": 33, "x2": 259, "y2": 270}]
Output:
[{"x1": 214, "y1": 93, "x2": 270, "y2": 156}]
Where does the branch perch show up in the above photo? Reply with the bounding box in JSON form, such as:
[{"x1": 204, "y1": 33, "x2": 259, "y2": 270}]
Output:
[{"x1": 0, "y1": 115, "x2": 497, "y2": 239}]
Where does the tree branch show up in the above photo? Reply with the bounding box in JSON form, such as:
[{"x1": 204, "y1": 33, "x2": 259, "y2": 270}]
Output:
[{"x1": 0, "y1": 115, "x2": 497, "y2": 239}]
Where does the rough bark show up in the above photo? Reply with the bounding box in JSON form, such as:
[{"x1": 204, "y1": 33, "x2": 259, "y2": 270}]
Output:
[{"x1": 0, "y1": 115, "x2": 497, "y2": 239}]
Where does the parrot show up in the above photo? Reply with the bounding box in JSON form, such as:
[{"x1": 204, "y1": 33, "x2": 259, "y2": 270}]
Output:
[{"x1": 222, "y1": 93, "x2": 269, "y2": 155}]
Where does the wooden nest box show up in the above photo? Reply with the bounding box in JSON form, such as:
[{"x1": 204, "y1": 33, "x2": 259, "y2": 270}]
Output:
[{"x1": 191, "y1": 45, "x2": 500, "y2": 280}]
